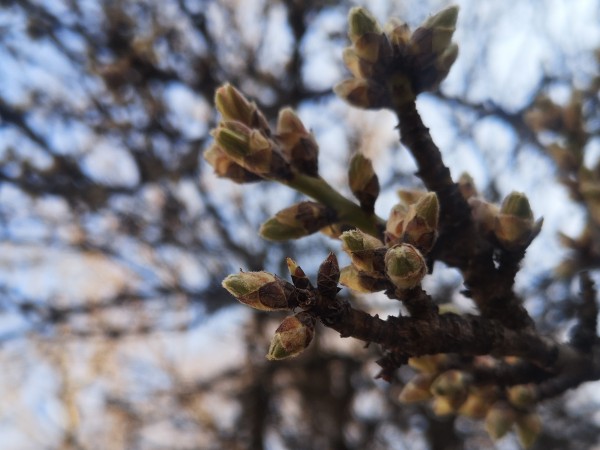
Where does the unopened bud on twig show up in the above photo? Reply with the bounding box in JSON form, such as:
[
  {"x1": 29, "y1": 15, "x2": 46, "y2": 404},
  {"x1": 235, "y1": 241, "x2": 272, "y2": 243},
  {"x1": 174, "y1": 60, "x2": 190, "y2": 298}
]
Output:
[
  {"x1": 267, "y1": 312, "x2": 316, "y2": 360},
  {"x1": 340, "y1": 229, "x2": 385, "y2": 273},
  {"x1": 507, "y1": 384, "x2": 537, "y2": 410},
  {"x1": 430, "y1": 370, "x2": 469, "y2": 411},
  {"x1": 215, "y1": 83, "x2": 269, "y2": 131},
  {"x1": 333, "y1": 78, "x2": 388, "y2": 109},
  {"x1": 222, "y1": 272, "x2": 295, "y2": 311},
  {"x1": 348, "y1": 7, "x2": 382, "y2": 44},
  {"x1": 204, "y1": 143, "x2": 262, "y2": 183},
  {"x1": 485, "y1": 402, "x2": 517, "y2": 441},
  {"x1": 403, "y1": 192, "x2": 439, "y2": 253},
  {"x1": 385, "y1": 243, "x2": 427, "y2": 289},
  {"x1": 340, "y1": 265, "x2": 388, "y2": 293},
  {"x1": 515, "y1": 411, "x2": 542, "y2": 449},
  {"x1": 348, "y1": 153, "x2": 380, "y2": 212},
  {"x1": 276, "y1": 108, "x2": 319, "y2": 177},
  {"x1": 494, "y1": 191, "x2": 543, "y2": 250},
  {"x1": 260, "y1": 202, "x2": 334, "y2": 241}
]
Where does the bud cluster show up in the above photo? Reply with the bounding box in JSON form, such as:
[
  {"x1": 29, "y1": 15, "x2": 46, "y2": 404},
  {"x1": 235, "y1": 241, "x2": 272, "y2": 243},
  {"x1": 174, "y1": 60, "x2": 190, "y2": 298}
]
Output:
[
  {"x1": 204, "y1": 84, "x2": 319, "y2": 183},
  {"x1": 335, "y1": 6, "x2": 459, "y2": 109},
  {"x1": 399, "y1": 355, "x2": 542, "y2": 448}
]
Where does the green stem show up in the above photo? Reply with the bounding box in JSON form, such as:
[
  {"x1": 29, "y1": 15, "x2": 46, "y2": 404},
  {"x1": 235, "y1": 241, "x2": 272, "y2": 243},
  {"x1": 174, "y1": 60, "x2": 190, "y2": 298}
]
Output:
[{"x1": 284, "y1": 172, "x2": 385, "y2": 238}]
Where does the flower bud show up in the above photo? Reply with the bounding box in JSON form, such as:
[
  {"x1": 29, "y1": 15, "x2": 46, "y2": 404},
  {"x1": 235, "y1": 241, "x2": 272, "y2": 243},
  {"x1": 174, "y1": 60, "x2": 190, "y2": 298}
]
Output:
[
  {"x1": 515, "y1": 411, "x2": 542, "y2": 449},
  {"x1": 341, "y1": 229, "x2": 385, "y2": 273},
  {"x1": 340, "y1": 265, "x2": 388, "y2": 293},
  {"x1": 214, "y1": 83, "x2": 269, "y2": 131},
  {"x1": 317, "y1": 252, "x2": 341, "y2": 298},
  {"x1": 348, "y1": 7, "x2": 382, "y2": 44},
  {"x1": 494, "y1": 191, "x2": 543, "y2": 250},
  {"x1": 213, "y1": 121, "x2": 252, "y2": 159},
  {"x1": 384, "y1": 18, "x2": 411, "y2": 47},
  {"x1": 430, "y1": 370, "x2": 469, "y2": 410},
  {"x1": 204, "y1": 144, "x2": 262, "y2": 183},
  {"x1": 398, "y1": 374, "x2": 434, "y2": 403},
  {"x1": 459, "y1": 390, "x2": 495, "y2": 419},
  {"x1": 266, "y1": 312, "x2": 315, "y2": 360},
  {"x1": 485, "y1": 402, "x2": 516, "y2": 441},
  {"x1": 507, "y1": 384, "x2": 537, "y2": 409},
  {"x1": 260, "y1": 201, "x2": 333, "y2": 241},
  {"x1": 385, "y1": 203, "x2": 409, "y2": 244},
  {"x1": 385, "y1": 243, "x2": 427, "y2": 289},
  {"x1": 348, "y1": 153, "x2": 380, "y2": 212},
  {"x1": 286, "y1": 258, "x2": 312, "y2": 290},
  {"x1": 342, "y1": 47, "x2": 374, "y2": 79},
  {"x1": 334, "y1": 78, "x2": 388, "y2": 109},
  {"x1": 402, "y1": 192, "x2": 439, "y2": 253},
  {"x1": 222, "y1": 272, "x2": 295, "y2": 311},
  {"x1": 276, "y1": 108, "x2": 319, "y2": 177}
]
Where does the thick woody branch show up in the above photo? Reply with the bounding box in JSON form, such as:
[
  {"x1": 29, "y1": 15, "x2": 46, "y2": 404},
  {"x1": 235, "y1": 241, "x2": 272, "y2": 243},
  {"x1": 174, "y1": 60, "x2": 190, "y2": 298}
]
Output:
[{"x1": 395, "y1": 98, "x2": 534, "y2": 330}]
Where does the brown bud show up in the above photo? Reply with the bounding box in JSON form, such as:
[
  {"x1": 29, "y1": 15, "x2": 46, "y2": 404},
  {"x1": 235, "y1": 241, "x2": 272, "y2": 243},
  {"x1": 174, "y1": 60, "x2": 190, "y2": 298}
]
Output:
[
  {"x1": 204, "y1": 144, "x2": 262, "y2": 183},
  {"x1": 384, "y1": 18, "x2": 411, "y2": 47},
  {"x1": 348, "y1": 153, "x2": 380, "y2": 212},
  {"x1": 222, "y1": 272, "x2": 295, "y2": 311},
  {"x1": 339, "y1": 265, "x2": 388, "y2": 293},
  {"x1": 317, "y1": 252, "x2": 341, "y2": 298},
  {"x1": 385, "y1": 203, "x2": 409, "y2": 244},
  {"x1": 286, "y1": 258, "x2": 312, "y2": 290},
  {"x1": 267, "y1": 312, "x2": 316, "y2": 360},
  {"x1": 334, "y1": 78, "x2": 389, "y2": 109},
  {"x1": 468, "y1": 197, "x2": 499, "y2": 235},
  {"x1": 342, "y1": 47, "x2": 374, "y2": 79},
  {"x1": 260, "y1": 202, "x2": 334, "y2": 241},
  {"x1": 276, "y1": 108, "x2": 319, "y2": 176}
]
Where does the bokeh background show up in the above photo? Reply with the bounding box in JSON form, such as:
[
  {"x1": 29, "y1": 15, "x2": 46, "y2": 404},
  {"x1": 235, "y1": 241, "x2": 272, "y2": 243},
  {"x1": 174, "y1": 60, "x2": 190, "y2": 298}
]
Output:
[{"x1": 1, "y1": 0, "x2": 600, "y2": 449}]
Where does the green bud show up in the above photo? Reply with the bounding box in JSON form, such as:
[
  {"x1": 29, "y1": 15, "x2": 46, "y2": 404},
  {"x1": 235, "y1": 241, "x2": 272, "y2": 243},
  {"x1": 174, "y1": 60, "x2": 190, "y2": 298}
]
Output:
[
  {"x1": 340, "y1": 229, "x2": 385, "y2": 273},
  {"x1": 348, "y1": 7, "x2": 382, "y2": 44},
  {"x1": 494, "y1": 192, "x2": 543, "y2": 250},
  {"x1": 401, "y1": 192, "x2": 439, "y2": 253},
  {"x1": 485, "y1": 402, "x2": 517, "y2": 441},
  {"x1": 398, "y1": 374, "x2": 434, "y2": 403},
  {"x1": 214, "y1": 83, "x2": 269, "y2": 130},
  {"x1": 348, "y1": 153, "x2": 380, "y2": 212},
  {"x1": 213, "y1": 122, "x2": 251, "y2": 159},
  {"x1": 260, "y1": 201, "x2": 333, "y2": 241},
  {"x1": 222, "y1": 272, "x2": 294, "y2": 311},
  {"x1": 459, "y1": 389, "x2": 495, "y2": 419},
  {"x1": 203, "y1": 143, "x2": 262, "y2": 183},
  {"x1": 266, "y1": 312, "x2": 315, "y2": 360},
  {"x1": 430, "y1": 370, "x2": 469, "y2": 399},
  {"x1": 507, "y1": 384, "x2": 537, "y2": 409},
  {"x1": 385, "y1": 243, "x2": 427, "y2": 289},
  {"x1": 422, "y1": 5, "x2": 459, "y2": 31},
  {"x1": 286, "y1": 257, "x2": 312, "y2": 290},
  {"x1": 515, "y1": 411, "x2": 542, "y2": 449}
]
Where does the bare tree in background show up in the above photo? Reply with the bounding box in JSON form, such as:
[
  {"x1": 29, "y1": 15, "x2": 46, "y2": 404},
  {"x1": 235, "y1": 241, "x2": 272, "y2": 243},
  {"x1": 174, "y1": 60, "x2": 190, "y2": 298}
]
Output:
[{"x1": 1, "y1": 1, "x2": 600, "y2": 449}]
